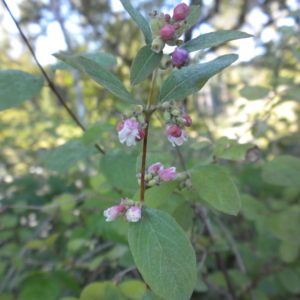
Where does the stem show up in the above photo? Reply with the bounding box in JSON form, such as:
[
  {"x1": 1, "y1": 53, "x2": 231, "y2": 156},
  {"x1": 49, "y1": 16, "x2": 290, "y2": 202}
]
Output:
[
  {"x1": 140, "y1": 68, "x2": 158, "y2": 202},
  {"x1": 2, "y1": 0, "x2": 105, "y2": 155}
]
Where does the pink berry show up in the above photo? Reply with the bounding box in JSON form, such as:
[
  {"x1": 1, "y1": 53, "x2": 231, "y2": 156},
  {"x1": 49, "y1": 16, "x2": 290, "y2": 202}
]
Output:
[
  {"x1": 160, "y1": 24, "x2": 176, "y2": 40},
  {"x1": 173, "y1": 3, "x2": 190, "y2": 21},
  {"x1": 183, "y1": 115, "x2": 192, "y2": 127},
  {"x1": 117, "y1": 121, "x2": 124, "y2": 131},
  {"x1": 169, "y1": 125, "x2": 182, "y2": 138},
  {"x1": 135, "y1": 129, "x2": 145, "y2": 141}
]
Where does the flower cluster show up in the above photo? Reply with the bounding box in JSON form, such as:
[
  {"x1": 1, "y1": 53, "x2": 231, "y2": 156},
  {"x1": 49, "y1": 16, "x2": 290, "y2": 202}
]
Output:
[
  {"x1": 117, "y1": 105, "x2": 146, "y2": 146},
  {"x1": 149, "y1": 3, "x2": 190, "y2": 69},
  {"x1": 103, "y1": 198, "x2": 142, "y2": 222},
  {"x1": 136, "y1": 162, "x2": 178, "y2": 187},
  {"x1": 159, "y1": 99, "x2": 192, "y2": 147},
  {"x1": 176, "y1": 172, "x2": 194, "y2": 190}
]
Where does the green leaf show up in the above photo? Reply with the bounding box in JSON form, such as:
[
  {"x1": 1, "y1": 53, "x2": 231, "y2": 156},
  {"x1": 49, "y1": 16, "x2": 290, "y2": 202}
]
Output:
[
  {"x1": 128, "y1": 207, "x2": 196, "y2": 300},
  {"x1": 52, "y1": 53, "x2": 117, "y2": 70},
  {"x1": 99, "y1": 151, "x2": 139, "y2": 191},
  {"x1": 281, "y1": 87, "x2": 300, "y2": 103},
  {"x1": 172, "y1": 201, "x2": 194, "y2": 231},
  {"x1": 160, "y1": 54, "x2": 238, "y2": 102},
  {"x1": 119, "y1": 280, "x2": 147, "y2": 300},
  {"x1": 279, "y1": 241, "x2": 299, "y2": 263},
  {"x1": 82, "y1": 124, "x2": 114, "y2": 147},
  {"x1": 130, "y1": 45, "x2": 162, "y2": 86},
  {"x1": 141, "y1": 291, "x2": 161, "y2": 300},
  {"x1": 190, "y1": 165, "x2": 241, "y2": 215},
  {"x1": 185, "y1": 6, "x2": 201, "y2": 28},
  {"x1": 278, "y1": 269, "x2": 300, "y2": 294},
  {"x1": 44, "y1": 139, "x2": 97, "y2": 172},
  {"x1": 59, "y1": 298, "x2": 79, "y2": 300},
  {"x1": 268, "y1": 207, "x2": 300, "y2": 246},
  {"x1": 133, "y1": 181, "x2": 178, "y2": 208},
  {"x1": 119, "y1": 0, "x2": 152, "y2": 44},
  {"x1": 218, "y1": 143, "x2": 259, "y2": 163},
  {"x1": 0, "y1": 69, "x2": 44, "y2": 111},
  {"x1": 262, "y1": 155, "x2": 300, "y2": 186},
  {"x1": 239, "y1": 86, "x2": 270, "y2": 100},
  {"x1": 53, "y1": 54, "x2": 136, "y2": 103},
  {"x1": 181, "y1": 30, "x2": 252, "y2": 53},
  {"x1": 213, "y1": 136, "x2": 229, "y2": 157},
  {"x1": 80, "y1": 282, "x2": 125, "y2": 300}
]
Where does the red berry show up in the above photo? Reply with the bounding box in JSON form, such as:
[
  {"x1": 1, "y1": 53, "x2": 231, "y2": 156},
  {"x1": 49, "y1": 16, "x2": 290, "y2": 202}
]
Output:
[
  {"x1": 173, "y1": 3, "x2": 190, "y2": 21},
  {"x1": 169, "y1": 125, "x2": 182, "y2": 137},
  {"x1": 135, "y1": 129, "x2": 145, "y2": 141},
  {"x1": 183, "y1": 115, "x2": 192, "y2": 127},
  {"x1": 160, "y1": 24, "x2": 176, "y2": 40},
  {"x1": 117, "y1": 121, "x2": 124, "y2": 131}
]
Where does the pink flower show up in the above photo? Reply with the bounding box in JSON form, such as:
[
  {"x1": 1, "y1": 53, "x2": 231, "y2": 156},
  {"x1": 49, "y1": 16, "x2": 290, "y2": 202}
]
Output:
[
  {"x1": 160, "y1": 24, "x2": 176, "y2": 40},
  {"x1": 126, "y1": 206, "x2": 142, "y2": 222},
  {"x1": 118, "y1": 119, "x2": 139, "y2": 146},
  {"x1": 135, "y1": 129, "x2": 145, "y2": 142},
  {"x1": 173, "y1": 3, "x2": 190, "y2": 21},
  {"x1": 148, "y1": 162, "x2": 164, "y2": 172},
  {"x1": 158, "y1": 167, "x2": 178, "y2": 182},
  {"x1": 103, "y1": 206, "x2": 121, "y2": 222},
  {"x1": 166, "y1": 126, "x2": 188, "y2": 146}
]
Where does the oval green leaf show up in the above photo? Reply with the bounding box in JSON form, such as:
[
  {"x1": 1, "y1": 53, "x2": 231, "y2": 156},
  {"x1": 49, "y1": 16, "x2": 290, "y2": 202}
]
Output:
[
  {"x1": 80, "y1": 282, "x2": 125, "y2": 300},
  {"x1": 278, "y1": 269, "x2": 300, "y2": 294},
  {"x1": 159, "y1": 54, "x2": 238, "y2": 102},
  {"x1": 128, "y1": 207, "x2": 196, "y2": 300},
  {"x1": 119, "y1": 0, "x2": 152, "y2": 44},
  {"x1": 185, "y1": 6, "x2": 201, "y2": 27},
  {"x1": 130, "y1": 45, "x2": 162, "y2": 86},
  {"x1": 218, "y1": 143, "x2": 259, "y2": 163},
  {"x1": 190, "y1": 165, "x2": 241, "y2": 215},
  {"x1": 53, "y1": 53, "x2": 136, "y2": 103},
  {"x1": 52, "y1": 53, "x2": 117, "y2": 70},
  {"x1": 239, "y1": 85, "x2": 270, "y2": 100},
  {"x1": 262, "y1": 155, "x2": 300, "y2": 186},
  {"x1": 0, "y1": 69, "x2": 44, "y2": 111},
  {"x1": 181, "y1": 30, "x2": 253, "y2": 53}
]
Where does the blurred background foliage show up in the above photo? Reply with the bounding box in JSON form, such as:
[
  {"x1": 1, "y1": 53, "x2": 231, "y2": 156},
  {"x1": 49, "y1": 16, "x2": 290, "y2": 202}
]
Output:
[{"x1": 0, "y1": 0, "x2": 300, "y2": 299}]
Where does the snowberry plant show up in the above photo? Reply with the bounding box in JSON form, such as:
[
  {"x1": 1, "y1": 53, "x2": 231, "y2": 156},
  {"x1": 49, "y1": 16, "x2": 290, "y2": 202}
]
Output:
[{"x1": 0, "y1": 1, "x2": 255, "y2": 299}]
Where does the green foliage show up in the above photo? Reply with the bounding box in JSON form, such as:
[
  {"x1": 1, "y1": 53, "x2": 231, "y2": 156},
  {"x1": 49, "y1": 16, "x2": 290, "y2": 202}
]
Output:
[
  {"x1": 82, "y1": 124, "x2": 114, "y2": 147},
  {"x1": 130, "y1": 45, "x2": 162, "y2": 86},
  {"x1": 239, "y1": 85, "x2": 270, "y2": 100},
  {"x1": 218, "y1": 143, "x2": 257, "y2": 162},
  {"x1": 262, "y1": 155, "x2": 300, "y2": 186},
  {"x1": 185, "y1": 6, "x2": 201, "y2": 28},
  {"x1": 160, "y1": 54, "x2": 238, "y2": 102},
  {"x1": 119, "y1": 0, "x2": 152, "y2": 44},
  {"x1": 0, "y1": 69, "x2": 44, "y2": 111},
  {"x1": 128, "y1": 207, "x2": 196, "y2": 300},
  {"x1": 190, "y1": 165, "x2": 241, "y2": 215},
  {"x1": 80, "y1": 282, "x2": 125, "y2": 300},
  {"x1": 181, "y1": 30, "x2": 252, "y2": 53},
  {"x1": 53, "y1": 54, "x2": 136, "y2": 103},
  {"x1": 119, "y1": 280, "x2": 147, "y2": 300}
]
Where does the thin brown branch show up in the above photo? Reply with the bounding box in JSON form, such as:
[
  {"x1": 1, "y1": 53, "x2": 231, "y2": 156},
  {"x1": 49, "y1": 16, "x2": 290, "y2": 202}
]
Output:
[{"x1": 2, "y1": 0, "x2": 105, "y2": 155}]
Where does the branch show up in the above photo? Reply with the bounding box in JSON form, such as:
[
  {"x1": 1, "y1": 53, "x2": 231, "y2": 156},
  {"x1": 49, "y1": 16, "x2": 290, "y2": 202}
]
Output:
[{"x1": 2, "y1": 0, "x2": 105, "y2": 155}]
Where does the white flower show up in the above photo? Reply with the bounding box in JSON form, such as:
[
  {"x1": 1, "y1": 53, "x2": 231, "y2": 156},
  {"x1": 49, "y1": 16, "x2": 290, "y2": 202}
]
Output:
[
  {"x1": 126, "y1": 206, "x2": 142, "y2": 222},
  {"x1": 166, "y1": 126, "x2": 188, "y2": 147},
  {"x1": 118, "y1": 119, "x2": 139, "y2": 146},
  {"x1": 103, "y1": 206, "x2": 121, "y2": 222}
]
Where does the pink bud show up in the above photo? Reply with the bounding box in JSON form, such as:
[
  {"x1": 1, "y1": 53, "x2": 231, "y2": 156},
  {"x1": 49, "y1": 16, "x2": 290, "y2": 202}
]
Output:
[
  {"x1": 117, "y1": 122, "x2": 124, "y2": 131},
  {"x1": 172, "y1": 48, "x2": 188, "y2": 69},
  {"x1": 103, "y1": 206, "x2": 121, "y2": 222},
  {"x1": 148, "y1": 162, "x2": 164, "y2": 172},
  {"x1": 183, "y1": 115, "x2": 192, "y2": 127},
  {"x1": 173, "y1": 23, "x2": 180, "y2": 30},
  {"x1": 118, "y1": 204, "x2": 126, "y2": 212},
  {"x1": 160, "y1": 24, "x2": 176, "y2": 40},
  {"x1": 158, "y1": 167, "x2": 178, "y2": 182},
  {"x1": 135, "y1": 129, "x2": 145, "y2": 142},
  {"x1": 126, "y1": 206, "x2": 142, "y2": 222},
  {"x1": 169, "y1": 125, "x2": 182, "y2": 138},
  {"x1": 173, "y1": 3, "x2": 190, "y2": 21},
  {"x1": 164, "y1": 14, "x2": 171, "y2": 22}
]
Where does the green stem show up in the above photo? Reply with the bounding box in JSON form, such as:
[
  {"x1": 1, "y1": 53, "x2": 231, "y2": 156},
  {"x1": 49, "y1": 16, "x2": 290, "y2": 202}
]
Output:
[{"x1": 140, "y1": 68, "x2": 158, "y2": 202}]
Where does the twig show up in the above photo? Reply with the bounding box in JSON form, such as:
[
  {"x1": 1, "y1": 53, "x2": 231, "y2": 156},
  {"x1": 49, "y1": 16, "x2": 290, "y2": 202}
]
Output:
[
  {"x1": 140, "y1": 68, "x2": 158, "y2": 202},
  {"x1": 2, "y1": 0, "x2": 105, "y2": 155},
  {"x1": 112, "y1": 265, "x2": 137, "y2": 281}
]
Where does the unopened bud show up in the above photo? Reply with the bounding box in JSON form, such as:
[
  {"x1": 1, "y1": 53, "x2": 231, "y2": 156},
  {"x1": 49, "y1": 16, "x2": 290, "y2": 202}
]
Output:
[
  {"x1": 148, "y1": 180, "x2": 157, "y2": 187},
  {"x1": 135, "y1": 105, "x2": 144, "y2": 113},
  {"x1": 123, "y1": 198, "x2": 135, "y2": 206},
  {"x1": 135, "y1": 129, "x2": 145, "y2": 141},
  {"x1": 173, "y1": 23, "x2": 180, "y2": 30},
  {"x1": 151, "y1": 37, "x2": 165, "y2": 53},
  {"x1": 117, "y1": 121, "x2": 124, "y2": 131},
  {"x1": 145, "y1": 173, "x2": 152, "y2": 181},
  {"x1": 125, "y1": 110, "x2": 134, "y2": 118},
  {"x1": 164, "y1": 14, "x2": 171, "y2": 22},
  {"x1": 137, "y1": 114, "x2": 145, "y2": 124},
  {"x1": 164, "y1": 111, "x2": 171, "y2": 120},
  {"x1": 160, "y1": 24, "x2": 176, "y2": 40},
  {"x1": 171, "y1": 109, "x2": 180, "y2": 116},
  {"x1": 177, "y1": 172, "x2": 188, "y2": 181},
  {"x1": 169, "y1": 100, "x2": 176, "y2": 107},
  {"x1": 169, "y1": 125, "x2": 182, "y2": 137},
  {"x1": 162, "y1": 102, "x2": 171, "y2": 109},
  {"x1": 138, "y1": 179, "x2": 141, "y2": 185},
  {"x1": 150, "y1": 18, "x2": 160, "y2": 32},
  {"x1": 183, "y1": 115, "x2": 192, "y2": 127},
  {"x1": 118, "y1": 204, "x2": 126, "y2": 212},
  {"x1": 173, "y1": 3, "x2": 190, "y2": 21},
  {"x1": 185, "y1": 178, "x2": 193, "y2": 189},
  {"x1": 159, "y1": 54, "x2": 172, "y2": 70},
  {"x1": 172, "y1": 48, "x2": 189, "y2": 69}
]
